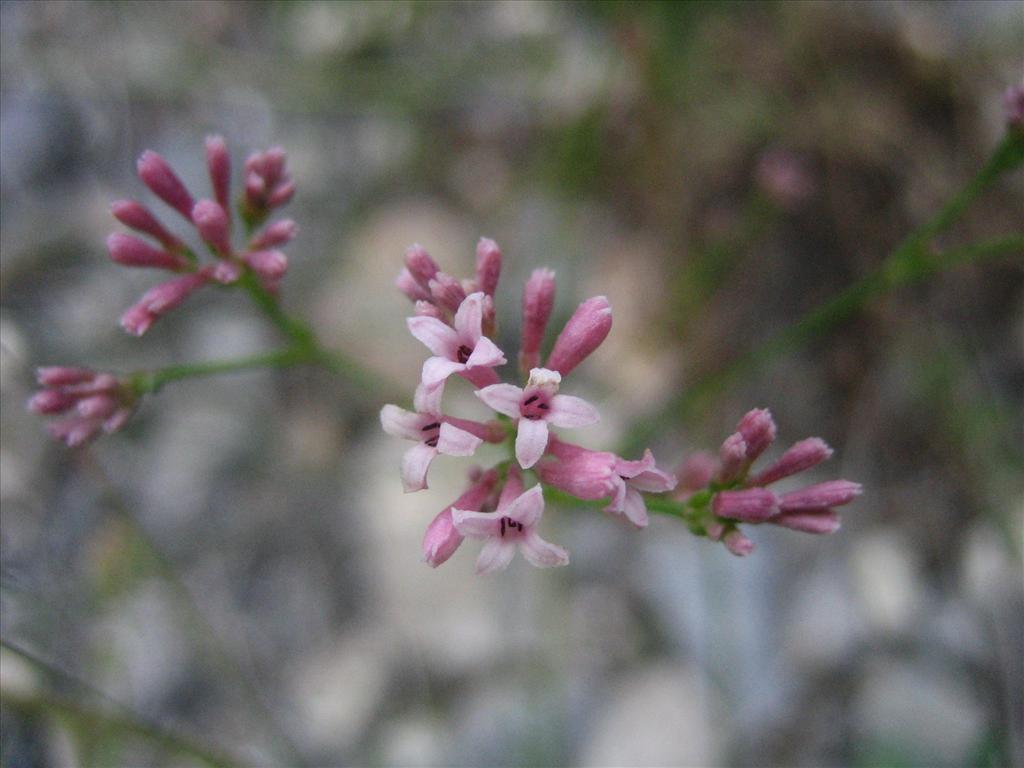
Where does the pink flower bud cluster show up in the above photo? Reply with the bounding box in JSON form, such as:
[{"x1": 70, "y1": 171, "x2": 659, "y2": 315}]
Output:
[
  {"x1": 112, "y1": 137, "x2": 297, "y2": 336},
  {"x1": 381, "y1": 240, "x2": 677, "y2": 574},
  {"x1": 676, "y1": 409, "x2": 862, "y2": 556},
  {"x1": 28, "y1": 367, "x2": 136, "y2": 447}
]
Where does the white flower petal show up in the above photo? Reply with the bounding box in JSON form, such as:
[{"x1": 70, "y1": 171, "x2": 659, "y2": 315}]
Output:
[
  {"x1": 546, "y1": 394, "x2": 600, "y2": 428},
  {"x1": 620, "y1": 486, "x2": 650, "y2": 528},
  {"x1": 475, "y1": 537, "x2": 517, "y2": 575},
  {"x1": 421, "y1": 356, "x2": 466, "y2": 387},
  {"x1": 407, "y1": 316, "x2": 459, "y2": 358},
  {"x1": 401, "y1": 442, "x2": 437, "y2": 493},
  {"x1": 466, "y1": 335, "x2": 506, "y2": 369},
  {"x1": 451, "y1": 509, "x2": 501, "y2": 538},
  {"x1": 436, "y1": 422, "x2": 482, "y2": 457},
  {"x1": 475, "y1": 383, "x2": 523, "y2": 418},
  {"x1": 380, "y1": 404, "x2": 427, "y2": 441},
  {"x1": 515, "y1": 418, "x2": 549, "y2": 469},
  {"x1": 413, "y1": 380, "x2": 444, "y2": 415},
  {"x1": 453, "y1": 292, "x2": 485, "y2": 344},
  {"x1": 519, "y1": 531, "x2": 569, "y2": 568},
  {"x1": 503, "y1": 484, "x2": 545, "y2": 528}
]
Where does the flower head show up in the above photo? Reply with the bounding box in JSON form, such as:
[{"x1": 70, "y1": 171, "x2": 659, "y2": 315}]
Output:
[{"x1": 29, "y1": 367, "x2": 137, "y2": 446}]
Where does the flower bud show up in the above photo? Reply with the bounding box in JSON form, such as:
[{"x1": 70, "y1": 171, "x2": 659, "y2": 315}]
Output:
[
  {"x1": 778, "y1": 480, "x2": 862, "y2": 511},
  {"x1": 36, "y1": 367, "x2": 95, "y2": 387},
  {"x1": 205, "y1": 135, "x2": 232, "y2": 213},
  {"x1": 475, "y1": 237, "x2": 502, "y2": 296},
  {"x1": 423, "y1": 470, "x2": 499, "y2": 567},
  {"x1": 520, "y1": 268, "x2": 556, "y2": 372},
  {"x1": 723, "y1": 529, "x2": 755, "y2": 557},
  {"x1": 737, "y1": 408, "x2": 776, "y2": 461},
  {"x1": 771, "y1": 509, "x2": 841, "y2": 535},
  {"x1": 717, "y1": 432, "x2": 747, "y2": 482},
  {"x1": 243, "y1": 250, "x2": 288, "y2": 281},
  {"x1": 712, "y1": 488, "x2": 779, "y2": 522},
  {"x1": 250, "y1": 219, "x2": 296, "y2": 249},
  {"x1": 110, "y1": 200, "x2": 183, "y2": 251},
  {"x1": 396, "y1": 268, "x2": 432, "y2": 302},
  {"x1": 107, "y1": 233, "x2": 187, "y2": 271},
  {"x1": 545, "y1": 295, "x2": 612, "y2": 377},
  {"x1": 429, "y1": 272, "x2": 466, "y2": 314},
  {"x1": 137, "y1": 150, "x2": 195, "y2": 220},
  {"x1": 751, "y1": 437, "x2": 833, "y2": 486},
  {"x1": 677, "y1": 452, "x2": 716, "y2": 492},
  {"x1": 192, "y1": 200, "x2": 232, "y2": 255},
  {"x1": 28, "y1": 390, "x2": 75, "y2": 414}
]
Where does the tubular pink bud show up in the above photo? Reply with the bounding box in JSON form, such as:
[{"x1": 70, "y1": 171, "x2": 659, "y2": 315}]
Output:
[
  {"x1": 120, "y1": 272, "x2": 209, "y2": 336},
  {"x1": 771, "y1": 509, "x2": 841, "y2": 535},
  {"x1": 545, "y1": 296, "x2": 612, "y2": 377},
  {"x1": 519, "y1": 268, "x2": 556, "y2": 372},
  {"x1": 107, "y1": 233, "x2": 187, "y2": 271},
  {"x1": 723, "y1": 529, "x2": 755, "y2": 557},
  {"x1": 422, "y1": 470, "x2": 498, "y2": 567},
  {"x1": 397, "y1": 269, "x2": 431, "y2": 302},
  {"x1": 536, "y1": 443, "x2": 619, "y2": 501},
  {"x1": 110, "y1": 200, "x2": 183, "y2": 251},
  {"x1": 267, "y1": 181, "x2": 295, "y2": 208},
  {"x1": 737, "y1": 408, "x2": 776, "y2": 461},
  {"x1": 718, "y1": 432, "x2": 748, "y2": 482},
  {"x1": 779, "y1": 480, "x2": 862, "y2": 511},
  {"x1": 48, "y1": 417, "x2": 101, "y2": 448},
  {"x1": 136, "y1": 150, "x2": 194, "y2": 220},
  {"x1": 191, "y1": 200, "x2": 232, "y2": 255},
  {"x1": 712, "y1": 488, "x2": 779, "y2": 522},
  {"x1": 751, "y1": 437, "x2": 833, "y2": 486},
  {"x1": 205, "y1": 135, "x2": 231, "y2": 214},
  {"x1": 677, "y1": 452, "x2": 716, "y2": 492},
  {"x1": 28, "y1": 390, "x2": 75, "y2": 414},
  {"x1": 36, "y1": 367, "x2": 94, "y2": 387},
  {"x1": 250, "y1": 219, "x2": 296, "y2": 249},
  {"x1": 243, "y1": 249, "x2": 288, "y2": 281},
  {"x1": 429, "y1": 273, "x2": 467, "y2": 314},
  {"x1": 76, "y1": 395, "x2": 117, "y2": 419},
  {"x1": 405, "y1": 244, "x2": 440, "y2": 286},
  {"x1": 475, "y1": 238, "x2": 502, "y2": 296}
]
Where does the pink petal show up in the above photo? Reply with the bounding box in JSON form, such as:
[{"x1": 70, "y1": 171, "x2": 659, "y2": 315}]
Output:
[
  {"x1": 515, "y1": 418, "x2": 549, "y2": 469},
  {"x1": 422, "y1": 508, "x2": 463, "y2": 568},
  {"x1": 546, "y1": 394, "x2": 600, "y2": 428},
  {"x1": 413, "y1": 381, "x2": 444, "y2": 415},
  {"x1": 620, "y1": 486, "x2": 650, "y2": 528},
  {"x1": 451, "y1": 509, "x2": 501, "y2": 538},
  {"x1": 475, "y1": 537, "x2": 517, "y2": 575},
  {"x1": 453, "y1": 292, "x2": 485, "y2": 344},
  {"x1": 497, "y1": 466, "x2": 525, "y2": 511},
  {"x1": 401, "y1": 442, "x2": 438, "y2": 493},
  {"x1": 436, "y1": 423, "x2": 482, "y2": 457},
  {"x1": 475, "y1": 384, "x2": 523, "y2": 419},
  {"x1": 407, "y1": 316, "x2": 460, "y2": 358},
  {"x1": 519, "y1": 532, "x2": 569, "y2": 568},
  {"x1": 503, "y1": 485, "x2": 545, "y2": 528},
  {"x1": 421, "y1": 356, "x2": 466, "y2": 388},
  {"x1": 771, "y1": 509, "x2": 842, "y2": 535},
  {"x1": 465, "y1": 335, "x2": 506, "y2": 369},
  {"x1": 380, "y1": 404, "x2": 428, "y2": 441}
]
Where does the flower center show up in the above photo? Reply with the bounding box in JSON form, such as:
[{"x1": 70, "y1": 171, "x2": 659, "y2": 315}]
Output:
[
  {"x1": 456, "y1": 345, "x2": 472, "y2": 363},
  {"x1": 421, "y1": 421, "x2": 441, "y2": 447},
  {"x1": 520, "y1": 391, "x2": 551, "y2": 420},
  {"x1": 499, "y1": 516, "x2": 523, "y2": 537}
]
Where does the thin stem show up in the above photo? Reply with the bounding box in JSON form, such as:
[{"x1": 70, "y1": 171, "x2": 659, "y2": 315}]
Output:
[
  {"x1": 132, "y1": 347, "x2": 313, "y2": 395},
  {"x1": 621, "y1": 131, "x2": 1024, "y2": 454}
]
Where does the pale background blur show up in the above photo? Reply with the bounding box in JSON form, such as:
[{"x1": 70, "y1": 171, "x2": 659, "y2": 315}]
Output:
[{"x1": 1, "y1": 2, "x2": 1022, "y2": 766}]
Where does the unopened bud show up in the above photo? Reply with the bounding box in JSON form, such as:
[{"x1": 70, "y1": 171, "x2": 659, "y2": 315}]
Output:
[
  {"x1": 545, "y1": 295, "x2": 612, "y2": 377},
  {"x1": 136, "y1": 150, "x2": 194, "y2": 220}
]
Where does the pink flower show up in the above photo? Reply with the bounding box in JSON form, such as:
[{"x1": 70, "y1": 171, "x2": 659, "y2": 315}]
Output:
[
  {"x1": 609, "y1": 449, "x2": 677, "y2": 528},
  {"x1": 519, "y1": 268, "x2": 556, "y2": 373},
  {"x1": 110, "y1": 200, "x2": 184, "y2": 251},
  {"x1": 120, "y1": 271, "x2": 211, "y2": 336},
  {"x1": 137, "y1": 150, "x2": 195, "y2": 220},
  {"x1": 106, "y1": 233, "x2": 189, "y2": 271},
  {"x1": 476, "y1": 368, "x2": 599, "y2": 469},
  {"x1": 380, "y1": 384, "x2": 491, "y2": 493},
  {"x1": 191, "y1": 200, "x2": 233, "y2": 256},
  {"x1": 243, "y1": 147, "x2": 293, "y2": 222},
  {"x1": 28, "y1": 367, "x2": 136, "y2": 446},
  {"x1": 474, "y1": 237, "x2": 502, "y2": 297},
  {"x1": 452, "y1": 469, "x2": 569, "y2": 574},
  {"x1": 545, "y1": 295, "x2": 612, "y2": 376},
  {"x1": 407, "y1": 292, "x2": 506, "y2": 390},
  {"x1": 422, "y1": 469, "x2": 499, "y2": 567}
]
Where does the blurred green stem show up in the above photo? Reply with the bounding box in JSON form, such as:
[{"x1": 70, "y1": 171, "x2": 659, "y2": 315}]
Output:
[{"x1": 622, "y1": 130, "x2": 1024, "y2": 453}]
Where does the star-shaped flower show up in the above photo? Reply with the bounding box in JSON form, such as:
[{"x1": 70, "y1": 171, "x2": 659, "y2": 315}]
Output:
[{"x1": 475, "y1": 367, "x2": 599, "y2": 469}]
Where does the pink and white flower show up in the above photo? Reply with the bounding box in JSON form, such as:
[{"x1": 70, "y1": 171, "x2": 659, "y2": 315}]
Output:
[
  {"x1": 451, "y1": 469, "x2": 568, "y2": 574},
  {"x1": 380, "y1": 384, "x2": 496, "y2": 493},
  {"x1": 610, "y1": 449, "x2": 678, "y2": 528},
  {"x1": 407, "y1": 292, "x2": 506, "y2": 390},
  {"x1": 422, "y1": 468, "x2": 499, "y2": 568},
  {"x1": 476, "y1": 367, "x2": 599, "y2": 469}
]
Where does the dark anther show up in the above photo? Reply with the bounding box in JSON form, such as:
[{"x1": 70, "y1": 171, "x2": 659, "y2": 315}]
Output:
[
  {"x1": 538, "y1": 403, "x2": 550, "y2": 410},
  {"x1": 421, "y1": 422, "x2": 441, "y2": 431},
  {"x1": 457, "y1": 345, "x2": 472, "y2": 363},
  {"x1": 425, "y1": 436, "x2": 439, "y2": 447},
  {"x1": 523, "y1": 394, "x2": 539, "y2": 406},
  {"x1": 500, "y1": 517, "x2": 506, "y2": 536}
]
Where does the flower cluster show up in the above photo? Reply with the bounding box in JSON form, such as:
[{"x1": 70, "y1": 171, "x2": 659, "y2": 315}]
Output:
[
  {"x1": 674, "y1": 408, "x2": 862, "y2": 556},
  {"x1": 112, "y1": 137, "x2": 295, "y2": 335},
  {"x1": 28, "y1": 367, "x2": 136, "y2": 447},
  {"x1": 382, "y1": 241, "x2": 680, "y2": 574},
  {"x1": 29, "y1": 137, "x2": 297, "y2": 446},
  {"x1": 382, "y1": 242, "x2": 863, "y2": 572}
]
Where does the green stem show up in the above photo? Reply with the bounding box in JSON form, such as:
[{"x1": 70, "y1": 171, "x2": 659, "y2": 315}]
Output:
[
  {"x1": 131, "y1": 348, "x2": 313, "y2": 395},
  {"x1": 622, "y1": 131, "x2": 1024, "y2": 453}
]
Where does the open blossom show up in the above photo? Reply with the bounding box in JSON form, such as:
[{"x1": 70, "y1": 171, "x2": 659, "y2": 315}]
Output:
[
  {"x1": 452, "y1": 468, "x2": 568, "y2": 574},
  {"x1": 476, "y1": 368, "x2": 599, "y2": 469},
  {"x1": 380, "y1": 384, "x2": 498, "y2": 493},
  {"x1": 407, "y1": 292, "x2": 506, "y2": 390},
  {"x1": 29, "y1": 367, "x2": 136, "y2": 446},
  {"x1": 422, "y1": 468, "x2": 499, "y2": 567}
]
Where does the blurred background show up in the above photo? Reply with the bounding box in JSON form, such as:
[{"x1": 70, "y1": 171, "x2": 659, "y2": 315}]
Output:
[{"x1": 1, "y1": 1, "x2": 1022, "y2": 766}]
